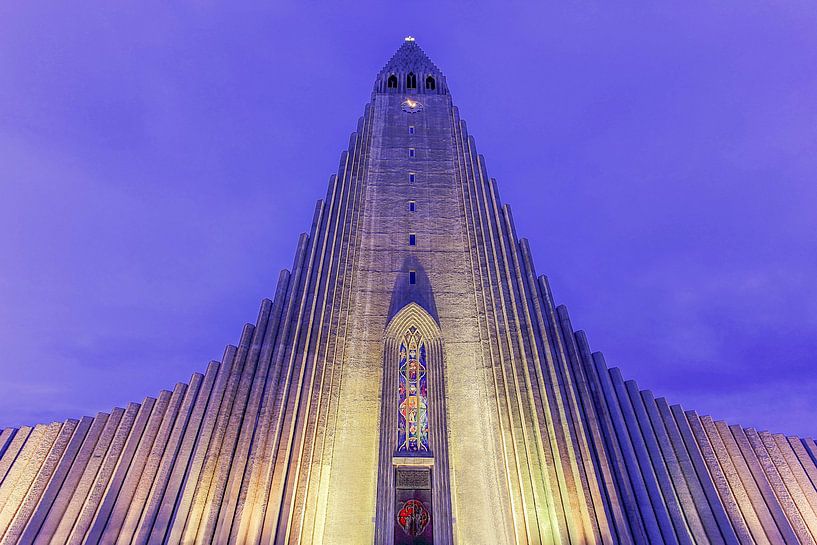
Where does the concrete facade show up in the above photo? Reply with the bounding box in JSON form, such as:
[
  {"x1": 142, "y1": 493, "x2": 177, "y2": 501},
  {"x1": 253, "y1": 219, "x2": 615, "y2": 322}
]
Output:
[{"x1": 1, "y1": 39, "x2": 816, "y2": 544}]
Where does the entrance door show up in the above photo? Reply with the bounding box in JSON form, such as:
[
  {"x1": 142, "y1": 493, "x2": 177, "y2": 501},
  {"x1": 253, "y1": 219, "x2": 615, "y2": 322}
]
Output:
[{"x1": 394, "y1": 466, "x2": 433, "y2": 545}]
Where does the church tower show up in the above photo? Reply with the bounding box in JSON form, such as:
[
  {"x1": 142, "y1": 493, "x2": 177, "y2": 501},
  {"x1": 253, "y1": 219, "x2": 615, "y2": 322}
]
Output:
[{"x1": 1, "y1": 38, "x2": 816, "y2": 545}]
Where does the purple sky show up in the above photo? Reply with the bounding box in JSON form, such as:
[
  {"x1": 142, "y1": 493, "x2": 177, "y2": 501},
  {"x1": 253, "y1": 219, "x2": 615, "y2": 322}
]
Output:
[{"x1": 1, "y1": 3, "x2": 816, "y2": 436}]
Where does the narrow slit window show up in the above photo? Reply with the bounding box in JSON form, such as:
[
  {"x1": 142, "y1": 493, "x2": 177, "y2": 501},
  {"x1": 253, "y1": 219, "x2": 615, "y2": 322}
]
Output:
[
  {"x1": 409, "y1": 200, "x2": 416, "y2": 212},
  {"x1": 408, "y1": 126, "x2": 415, "y2": 134},
  {"x1": 409, "y1": 233, "x2": 416, "y2": 246},
  {"x1": 409, "y1": 172, "x2": 416, "y2": 183},
  {"x1": 408, "y1": 148, "x2": 416, "y2": 158},
  {"x1": 409, "y1": 270, "x2": 416, "y2": 285}
]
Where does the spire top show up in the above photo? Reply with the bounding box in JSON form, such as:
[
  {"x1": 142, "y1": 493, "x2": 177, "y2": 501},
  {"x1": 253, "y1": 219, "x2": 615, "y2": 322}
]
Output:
[{"x1": 374, "y1": 38, "x2": 448, "y2": 95}]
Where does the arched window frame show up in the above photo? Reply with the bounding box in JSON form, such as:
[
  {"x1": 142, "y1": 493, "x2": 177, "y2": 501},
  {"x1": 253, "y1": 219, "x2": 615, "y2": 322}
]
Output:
[
  {"x1": 406, "y1": 72, "x2": 417, "y2": 89},
  {"x1": 382, "y1": 303, "x2": 444, "y2": 458},
  {"x1": 387, "y1": 74, "x2": 398, "y2": 89},
  {"x1": 425, "y1": 75, "x2": 436, "y2": 90}
]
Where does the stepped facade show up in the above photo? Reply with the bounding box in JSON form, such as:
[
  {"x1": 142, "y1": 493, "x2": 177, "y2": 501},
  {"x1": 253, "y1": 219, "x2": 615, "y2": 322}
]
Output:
[{"x1": 1, "y1": 38, "x2": 816, "y2": 545}]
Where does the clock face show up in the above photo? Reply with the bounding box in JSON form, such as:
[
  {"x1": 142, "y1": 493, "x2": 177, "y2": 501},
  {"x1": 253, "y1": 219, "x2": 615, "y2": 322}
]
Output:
[{"x1": 401, "y1": 98, "x2": 424, "y2": 113}]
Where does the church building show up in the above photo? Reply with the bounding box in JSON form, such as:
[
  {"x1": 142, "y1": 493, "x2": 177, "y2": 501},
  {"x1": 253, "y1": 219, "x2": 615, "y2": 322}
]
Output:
[{"x1": 1, "y1": 38, "x2": 816, "y2": 545}]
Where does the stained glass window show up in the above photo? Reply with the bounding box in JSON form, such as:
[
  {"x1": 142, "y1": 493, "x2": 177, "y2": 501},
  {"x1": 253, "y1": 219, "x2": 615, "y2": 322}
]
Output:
[{"x1": 397, "y1": 327, "x2": 429, "y2": 453}]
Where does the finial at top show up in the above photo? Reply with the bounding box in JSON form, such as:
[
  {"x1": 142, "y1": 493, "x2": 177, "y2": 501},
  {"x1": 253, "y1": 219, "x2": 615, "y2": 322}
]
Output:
[{"x1": 404, "y1": 36, "x2": 415, "y2": 42}]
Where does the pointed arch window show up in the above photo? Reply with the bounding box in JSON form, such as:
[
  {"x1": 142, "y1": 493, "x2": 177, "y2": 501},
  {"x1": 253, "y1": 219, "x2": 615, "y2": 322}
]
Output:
[
  {"x1": 387, "y1": 74, "x2": 398, "y2": 89},
  {"x1": 425, "y1": 76, "x2": 436, "y2": 90},
  {"x1": 406, "y1": 72, "x2": 417, "y2": 89},
  {"x1": 397, "y1": 327, "x2": 429, "y2": 453}
]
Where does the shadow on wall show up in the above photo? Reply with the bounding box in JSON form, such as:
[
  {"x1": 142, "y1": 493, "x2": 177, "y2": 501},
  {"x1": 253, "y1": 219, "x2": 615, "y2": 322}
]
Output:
[{"x1": 387, "y1": 257, "x2": 439, "y2": 326}]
